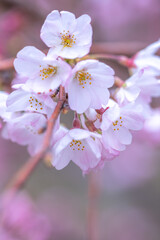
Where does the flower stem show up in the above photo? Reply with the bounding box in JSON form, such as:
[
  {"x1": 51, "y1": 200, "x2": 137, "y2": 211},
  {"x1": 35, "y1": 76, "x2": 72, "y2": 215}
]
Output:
[
  {"x1": 114, "y1": 76, "x2": 125, "y2": 87},
  {"x1": 87, "y1": 172, "x2": 100, "y2": 240},
  {"x1": 6, "y1": 86, "x2": 66, "y2": 193}
]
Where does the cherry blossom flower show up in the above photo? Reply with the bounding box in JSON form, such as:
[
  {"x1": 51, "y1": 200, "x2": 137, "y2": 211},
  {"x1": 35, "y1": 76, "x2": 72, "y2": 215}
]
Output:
[
  {"x1": 2, "y1": 113, "x2": 48, "y2": 155},
  {"x1": 132, "y1": 39, "x2": 160, "y2": 75},
  {"x1": 67, "y1": 60, "x2": 114, "y2": 113},
  {"x1": 14, "y1": 46, "x2": 71, "y2": 94},
  {"x1": 6, "y1": 89, "x2": 56, "y2": 117},
  {"x1": 98, "y1": 100, "x2": 144, "y2": 151},
  {"x1": 51, "y1": 128, "x2": 102, "y2": 172},
  {"x1": 115, "y1": 68, "x2": 160, "y2": 105},
  {"x1": 40, "y1": 10, "x2": 92, "y2": 59}
]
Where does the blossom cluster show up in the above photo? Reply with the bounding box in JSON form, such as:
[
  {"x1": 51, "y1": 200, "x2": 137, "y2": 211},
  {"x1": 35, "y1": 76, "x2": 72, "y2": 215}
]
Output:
[{"x1": 0, "y1": 10, "x2": 160, "y2": 173}]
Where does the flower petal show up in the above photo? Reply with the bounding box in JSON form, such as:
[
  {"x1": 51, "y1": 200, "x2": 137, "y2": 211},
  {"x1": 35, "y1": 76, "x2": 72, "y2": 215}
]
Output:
[{"x1": 68, "y1": 80, "x2": 91, "y2": 113}]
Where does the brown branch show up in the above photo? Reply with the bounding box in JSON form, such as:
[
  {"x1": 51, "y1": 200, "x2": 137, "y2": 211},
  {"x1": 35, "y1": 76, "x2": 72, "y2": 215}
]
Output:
[
  {"x1": 87, "y1": 172, "x2": 100, "y2": 240},
  {"x1": 0, "y1": 58, "x2": 14, "y2": 71},
  {"x1": 81, "y1": 53, "x2": 123, "y2": 61},
  {"x1": 90, "y1": 41, "x2": 148, "y2": 56},
  {"x1": 0, "y1": 42, "x2": 148, "y2": 72},
  {"x1": 7, "y1": 86, "x2": 65, "y2": 193}
]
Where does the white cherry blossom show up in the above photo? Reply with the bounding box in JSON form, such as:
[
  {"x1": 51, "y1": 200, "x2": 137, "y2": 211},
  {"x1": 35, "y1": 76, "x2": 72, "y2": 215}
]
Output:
[
  {"x1": 67, "y1": 60, "x2": 114, "y2": 114},
  {"x1": 14, "y1": 46, "x2": 71, "y2": 94},
  {"x1": 115, "y1": 68, "x2": 160, "y2": 105},
  {"x1": 132, "y1": 39, "x2": 160, "y2": 75},
  {"x1": 41, "y1": 10, "x2": 92, "y2": 59},
  {"x1": 98, "y1": 100, "x2": 144, "y2": 151},
  {"x1": 51, "y1": 128, "x2": 102, "y2": 171},
  {"x1": 6, "y1": 89, "x2": 56, "y2": 117},
  {"x1": 2, "y1": 113, "x2": 48, "y2": 155}
]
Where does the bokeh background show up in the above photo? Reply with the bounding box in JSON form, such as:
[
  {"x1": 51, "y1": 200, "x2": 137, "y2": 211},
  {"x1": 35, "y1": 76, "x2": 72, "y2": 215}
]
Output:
[{"x1": 0, "y1": 0, "x2": 160, "y2": 239}]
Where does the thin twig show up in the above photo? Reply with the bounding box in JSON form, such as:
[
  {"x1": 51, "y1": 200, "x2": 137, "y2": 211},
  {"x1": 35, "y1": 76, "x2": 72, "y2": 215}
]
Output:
[
  {"x1": 7, "y1": 86, "x2": 65, "y2": 192},
  {"x1": 0, "y1": 42, "x2": 148, "y2": 71},
  {"x1": 87, "y1": 172, "x2": 99, "y2": 240},
  {"x1": 0, "y1": 58, "x2": 14, "y2": 71},
  {"x1": 78, "y1": 53, "x2": 124, "y2": 62},
  {"x1": 90, "y1": 42, "x2": 147, "y2": 56}
]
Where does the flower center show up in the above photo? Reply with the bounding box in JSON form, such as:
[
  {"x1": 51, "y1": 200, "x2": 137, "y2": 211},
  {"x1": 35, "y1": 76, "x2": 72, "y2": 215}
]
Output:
[
  {"x1": 112, "y1": 116, "x2": 123, "y2": 131},
  {"x1": 69, "y1": 139, "x2": 85, "y2": 151},
  {"x1": 29, "y1": 96, "x2": 43, "y2": 111},
  {"x1": 75, "y1": 70, "x2": 92, "y2": 89},
  {"x1": 60, "y1": 30, "x2": 76, "y2": 48},
  {"x1": 39, "y1": 66, "x2": 57, "y2": 80}
]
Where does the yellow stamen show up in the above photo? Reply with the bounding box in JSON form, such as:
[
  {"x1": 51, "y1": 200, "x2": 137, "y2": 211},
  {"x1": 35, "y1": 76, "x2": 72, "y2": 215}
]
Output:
[{"x1": 60, "y1": 30, "x2": 76, "y2": 48}]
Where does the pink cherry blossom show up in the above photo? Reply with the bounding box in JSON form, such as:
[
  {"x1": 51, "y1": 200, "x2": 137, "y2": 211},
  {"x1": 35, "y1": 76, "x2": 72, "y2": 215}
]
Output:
[
  {"x1": 67, "y1": 59, "x2": 114, "y2": 113},
  {"x1": 14, "y1": 46, "x2": 71, "y2": 94},
  {"x1": 51, "y1": 128, "x2": 102, "y2": 172},
  {"x1": 6, "y1": 89, "x2": 56, "y2": 117},
  {"x1": 115, "y1": 68, "x2": 160, "y2": 105},
  {"x1": 99, "y1": 100, "x2": 144, "y2": 151},
  {"x1": 40, "y1": 10, "x2": 92, "y2": 59},
  {"x1": 132, "y1": 39, "x2": 160, "y2": 75},
  {"x1": 2, "y1": 112, "x2": 48, "y2": 155}
]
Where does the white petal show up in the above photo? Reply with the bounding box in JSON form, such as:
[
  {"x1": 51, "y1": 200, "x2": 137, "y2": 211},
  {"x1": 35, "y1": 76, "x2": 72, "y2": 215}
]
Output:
[
  {"x1": 24, "y1": 76, "x2": 60, "y2": 94},
  {"x1": 40, "y1": 10, "x2": 62, "y2": 47},
  {"x1": 52, "y1": 147, "x2": 72, "y2": 170},
  {"x1": 123, "y1": 115, "x2": 144, "y2": 130},
  {"x1": 14, "y1": 46, "x2": 45, "y2": 76},
  {"x1": 7, "y1": 89, "x2": 29, "y2": 112},
  {"x1": 69, "y1": 128, "x2": 91, "y2": 139},
  {"x1": 72, "y1": 138, "x2": 101, "y2": 171},
  {"x1": 68, "y1": 81, "x2": 91, "y2": 113},
  {"x1": 91, "y1": 73, "x2": 114, "y2": 88},
  {"x1": 60, "y1": 11, "x2": 76, "y2": 30},
  {"x1": 125, "y1": 86, "x2": 140, "y2": 101},
  {"x1": 75, "y1": 25, "x2": 92, "y2": 45},
  {"x1": 88, "y1": 85, "x2": 110, "y2": 109},
  {"x1": 102, "y1": 128, "x2": 126, "y2": 151},
  {"x1": 116, "y1": 127, "x2": 132, "y2": 145},
  {"x1": 138, "y1": 39, "x2": 160, "y2": 57},
  {"x1": 76, "y1": 14, "x2": 91, "y2": 30},
  {"x1": 53, "y1": 133, "x2": 72, "y2": 156}
]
